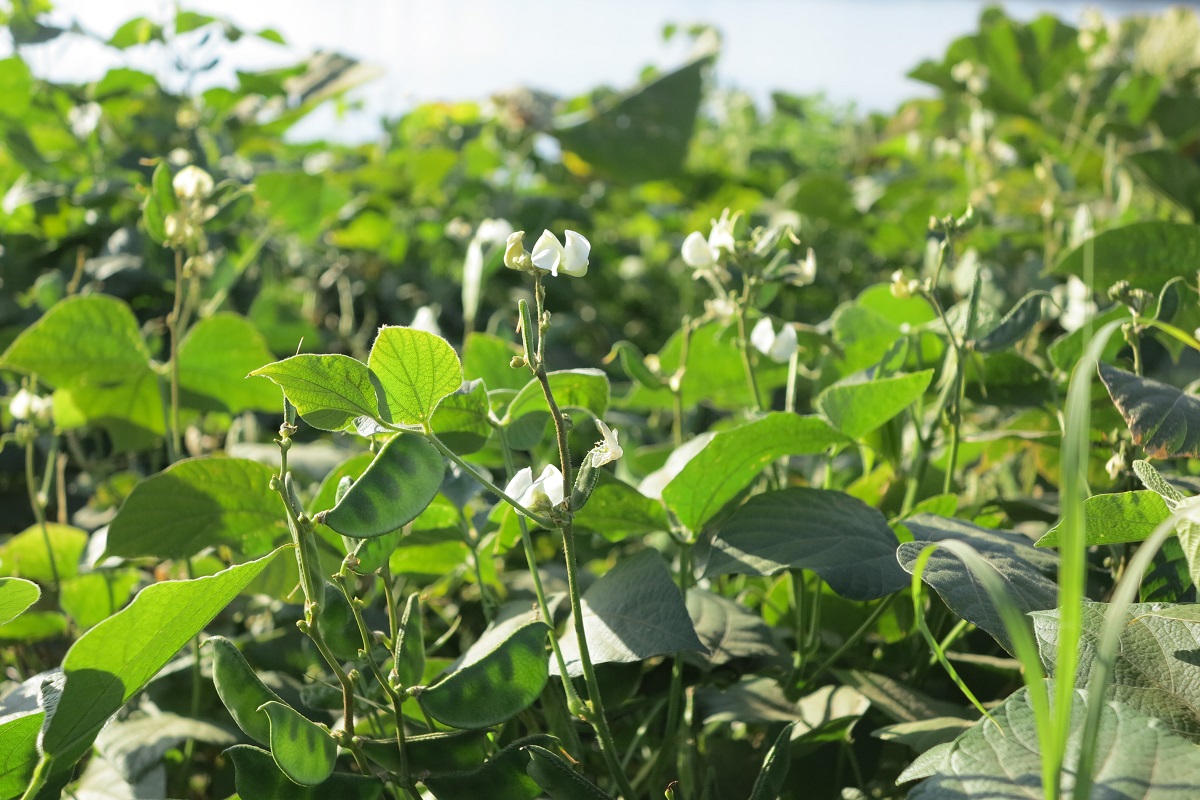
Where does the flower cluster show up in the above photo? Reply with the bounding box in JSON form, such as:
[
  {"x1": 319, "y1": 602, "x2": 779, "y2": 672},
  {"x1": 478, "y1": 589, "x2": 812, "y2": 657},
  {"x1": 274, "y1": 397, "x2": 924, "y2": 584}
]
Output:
[
  {"x1": 681, "y1": 209, "x2": 737, "y2": 269},
  {"x1": 505, "y1": 229, "x2": 591, "y2": 278}
]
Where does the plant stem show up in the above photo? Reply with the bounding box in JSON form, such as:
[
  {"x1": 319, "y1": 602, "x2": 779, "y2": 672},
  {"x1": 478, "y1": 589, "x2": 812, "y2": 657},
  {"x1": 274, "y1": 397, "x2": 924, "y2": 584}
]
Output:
[
  {"x1": 734, "y1": 287, "x2": 763, "y2": 411},
  {"x1": 25, "y1": 435, "x2": 59, "y2": 594},
  {"x1": 423, "y1": 432, "x2": 555, "y2": 528},
  {"x1": 167, "y1": 248, "x2": 186, "y2": 460},
  {"x1": 802, "y1": 595, "x2": 897, "y2": 687}
]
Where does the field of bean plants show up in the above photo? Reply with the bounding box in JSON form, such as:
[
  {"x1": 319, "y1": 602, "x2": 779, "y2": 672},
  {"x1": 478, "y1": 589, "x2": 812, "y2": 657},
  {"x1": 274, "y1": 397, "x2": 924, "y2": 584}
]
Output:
[{"x1": 6, "y1": 4, "x2": 1200, "y2": 799}]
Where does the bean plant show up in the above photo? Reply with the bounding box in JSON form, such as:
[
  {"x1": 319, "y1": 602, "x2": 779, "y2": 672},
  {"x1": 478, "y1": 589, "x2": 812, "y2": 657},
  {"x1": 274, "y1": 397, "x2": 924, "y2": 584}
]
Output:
[{"x1": 8, "y1": 4, "x2": 1200, "y2": 800}]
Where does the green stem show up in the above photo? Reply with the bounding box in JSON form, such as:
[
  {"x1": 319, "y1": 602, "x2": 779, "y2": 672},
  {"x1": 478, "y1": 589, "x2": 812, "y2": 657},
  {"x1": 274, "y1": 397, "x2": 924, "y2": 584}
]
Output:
[
  {"x1": 802, "y1": 595, "x2": 898, "y2": 687},
  {"x1": 535, "y1": 366, "x2": 634, "y2": 800},
  {"x1": 18, "y1": 755, "x2": 53, "y2": 800},
  {"x1": 25, "y1": 436, "x2": 59, "y2": 594},
  {"x1": 423, "y1": 432, "x2": 555, "y2": 528},
  {"x1": 734, "y1": 290, "x2": 763, "y2": 412},
  {"x1": 167, "y1": 248, "x2": 186, "y2": 461}
]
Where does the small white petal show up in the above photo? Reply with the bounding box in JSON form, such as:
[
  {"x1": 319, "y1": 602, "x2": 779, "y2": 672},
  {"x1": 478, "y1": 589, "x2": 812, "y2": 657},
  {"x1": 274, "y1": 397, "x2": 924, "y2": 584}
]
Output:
[
  {"x1": 708, "y1": 209, "x2": 737, "y2": 253},
  {"x1": 560, "y1": 230, "x2": 590, "y2": 277},
  {"x1": 681, "y1": 231, "x2": 714, "y2": 268},
  {"x1": 768, "y1": 323, "x2": 798, "y2": 362},
  {"x1": 534, "y1": 464, "x2": 565, "y2": 508},
  {"x1": 589, "y1": 419, "x2": 623, "y2": 467},
  {"x1": 750, "y1": 318, "x2": 777, "y2": 357},
  {"x1": 173, "y1": 165, "x2": 214, "y2": 201},
  {"x1": 9, "y1": 389, "x2": 33, "y2": 421},
  {"x1": 505, "y1": 467, "x2": 535, "y2": 508},
  {"x1": 530, "y1": 230, "x2": 564, "y2": 276}
]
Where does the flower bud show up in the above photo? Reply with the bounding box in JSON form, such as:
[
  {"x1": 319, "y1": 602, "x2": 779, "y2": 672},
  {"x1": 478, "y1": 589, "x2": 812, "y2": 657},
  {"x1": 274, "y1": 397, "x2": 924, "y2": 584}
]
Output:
[
  {"x1": 504, "y1": 231, "x2": 529, "y2": 270},
  {"x1": 173, "y1": 165, "x2": 214, "y2": 202}
]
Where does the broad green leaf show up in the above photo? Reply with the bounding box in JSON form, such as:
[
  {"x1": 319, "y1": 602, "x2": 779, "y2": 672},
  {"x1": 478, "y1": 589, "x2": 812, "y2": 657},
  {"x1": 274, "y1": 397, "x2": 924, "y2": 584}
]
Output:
[
  {"x1": 834, "y1": 669, "x2": 972, "y2": 724},
  {"x1": 368, "y1": 326, "x2": 463, "y2": 425},
  {"x1": 1099, "y1": 362, "x2": 1200, "y2": 459},
  {"x1": 0, "y1": 712, "x2": 44, "y2": 797},
  {"x1": 0, "y1": 523, "x2": 88, "y2": 583},
  {"x1": 51, "y1": 374, "x2": 165, "y2": 452},
  {"x1": 1134, "y1": 459, "x2": 1187, "y2": 506},
  {"x1": 1047, "y1": 305, "x2": 1127, "y2": 373},
  {"x1": 554, "y1": 550, "x2": 705, "y2": 677},
  {"x1": 319, "y1": 433, "x2": 445, "y2": 539},
  {"x1": 249, "y1": 354, "x2": 382, "y2": 433},
  {"x1": 1051, "y1": 221, "x2": 1200, "y2": 291},
  {"x1": 524, "y1": 744, "x2": 614, "y2": 800},
  {"x1": 1032, "y1": 603, "x2": 1200, "y2": 741},
  {"x1": 423, "y1": 734, "x2": 552, "y2": 800},
  {"x1": 816, "y1": 369, "x2": 933, "y2": 440},
  {"x1": 662, "y1": 412, "x2": 847, "y2": 532},
  {"x1": 0, "y1": 295, "x2": 151, "y2": 388},
  {"x1": 59, "y1": 570, "x2": 141, "y2": 629},
  {"x1": 503, "y1": 369, "x2": 609, "y2": 425},
  {"x1": 0, "y1": 578, "x2": 38, "y2": 626},
  {"x1": 255, "y1": 171, "x2": 352, "y2": 244},
  {"x1": 704, "y1": 488, "x2": 909, "y2": 601},
  {"x1": 748, "y1": 723, "x2": 795, "y2": 800},
  {"x1": 1036, "y1": 491, "x2": 1170, "y2": 547},
  {"x1": 178, "y1": 313, "x2": 280, "y2": 413},
  {"x1": 607, "y1": 340, "x2": 665, "y2": 390},
  {"x1": 971, "y1": 291, "x2": 1051, "y2": 353},
  {"x1": 903, "y1": 686, "x2": 1200, "y2": 799},
  {"x1": 698, "y1": 679, "x2": 868, "y2": 732},
  {"x1": 105, "y1": 458, "x2": 283, "y2": 559},
  {"x1": 259, "y1": 700, "x2": 337, "y2": 785},
  {"x1": 40, "y1": 549, "x2": 283, "y2": 767},
  {"x1": 897, "y1": 515, "x2": 1059, "y2": 652},
  {"x1": 873, "y1": 718, "x2": 975, "y2": 753},
  {"x1": 418, "y1": 620, "x2": 551, "y2": 728},
  {"x1": 1129, "y1": 150, "x2": 1200, "y2": 218},
  {"x1": 0, "y1": 611, "x2": 67, "y2": 641},
  {"x1": 552, "y1": 37, "x2": 716, "y2": 182},
  {"x1": 463, "y1": 332, "x2": 526, "y2": 392},
  {"x1": 573, "y1": 473, "x2": 669, "y2": 542},
  {"x1": 686, "y1": 589, "x2": 783, "y2": 668},
  {"x1": 431, "y1": 378, "x2": 491, "y2": 454},
  {"x1": 227, "y1": 745, "x2": 383, "y2": 800}
]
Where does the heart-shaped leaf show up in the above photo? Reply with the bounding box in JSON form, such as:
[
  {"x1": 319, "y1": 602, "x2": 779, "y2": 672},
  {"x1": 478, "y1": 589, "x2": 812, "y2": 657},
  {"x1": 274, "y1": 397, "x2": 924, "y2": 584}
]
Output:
[
  {"x1": 704, "y1": 487, "x2": 909, "y2": 600},
  {"x1": 816, "y1": 370, "x2": 934, "y2": 439},
  {"x1": 178, "y1": 313, "x2": 280, "y2": 414},
  {"x1": 250, "y1": 353, "x2": 382, "y2": 433},
  {"x1": 1099, "y1": 362, "x2": 1200, "y2": 459},
  {"x1": 368, "y1": 326, "x2": 463, "y2": 425},
  {"x1": 0, "y1": 578, "x2": 39, "y2": 626}
]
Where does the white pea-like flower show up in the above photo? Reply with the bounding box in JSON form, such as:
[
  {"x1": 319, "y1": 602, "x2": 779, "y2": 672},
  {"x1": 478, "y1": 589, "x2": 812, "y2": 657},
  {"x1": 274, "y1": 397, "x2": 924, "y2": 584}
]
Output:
[
  {"x1": 708, "y1": 208, "x2": 737, "y2": 254},
  {"x1": 505, "y1": 464, "x2": 565, "y2": 514},
  {"x1": 588, "y1": 419, "x2": 623, "y2": 468},
  {"x1": 530, "y1": 230, "x2": 590, "y2": 277},
  {"x1": 681, "y1": 231, "x2": 714, "y2": 268},
  {"x1": 750, "y1": 318, "x2": 799, "y2": 363},
  {"x1": 9, "y1": 389, "x2": 52, "y2": 425},
  {"x1": 173, "y1": 165, "x2": 214, "y2": 202}
]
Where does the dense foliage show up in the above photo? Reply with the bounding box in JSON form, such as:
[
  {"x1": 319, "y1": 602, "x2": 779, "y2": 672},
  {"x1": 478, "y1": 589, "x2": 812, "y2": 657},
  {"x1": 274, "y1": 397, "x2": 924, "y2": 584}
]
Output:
[{"x1": 6, "y1": 4, "x2": 1200, "y2": 799}]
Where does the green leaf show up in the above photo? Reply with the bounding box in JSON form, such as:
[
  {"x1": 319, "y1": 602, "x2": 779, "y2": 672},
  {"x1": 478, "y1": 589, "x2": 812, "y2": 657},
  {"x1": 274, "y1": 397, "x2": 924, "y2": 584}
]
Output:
[
  {"x1": 748, "y1": 722, "x2": 795, "y2": 800},
  {"x1": 552, "y1": 37, "x2": 716, "y2": 182},
  {"x1": 1047, "y1": 305, "x2": 1128, "y2": 373},
  {"x1": 368, "y1": 326, "x2": 463, "y2": 425},
  {"x1": 418, "y1": 620, "x2": 551, "y2": 729},
  {"x1": 319, "y1": 433, "x2": 445, "y2": 539},
  {"x1": 1051, "y1": 221, "x2": 1200, "y2": 292},
  {"x1": 816, "y1": 369, "x2": 933, "y2": 440},
  {"x1": 903, "y1": 686, "x2": 1200, "y2": 799},
  {"x1": 897, "y1": 515, "x2": 1059, "y2": 652},
  {"x1": 503, "y1": 369, "x2": 610, "y2": 426},
  {"x1": 0, "y1": 712, "x2": 44, "y2": 798},
  {"x1": 463, "y1": 332, "x2": 526, "y2": 392},
  {"x1": 249, "y1": 354, "x2": 382, "y2": 433},
  {"x1": 686, "y1": 589, "x2": 784, "y2": 668},
  {"x1": 424, "y1": 734, "x2": 552, "y2": 800},
  {"x1": 431, "y1": 378, "x2": 491, "y2": 454},
  {"x1": 662, "y1": 412, "x2": 847, "y2": 532},
  {"x1": 873, "y1": 718, "x2": 975, "y2": 753},
  {"x1": 178, "y1": 313, "x2": 280, "y2": 413},
  {"x1": 0, "y1": 295, "x2": 161, "y2": 448},
  {"x1": 1033, "y1": 602, "x2": 1200, "y2": 741},
  {"x1": 0, "y1": 523, "x2": 88, "y2": 583},
  {"x1": 59, "y1": 570, "x2": 141, "y2": 629},
  {"x1": 972, "y1": 291, "x2": 1051, "y2": 353},
  {"x1": 208, "y1": 635, "x2": 283, "y2": 746},
  {"x1": 1127, "y1": 150, "x2": 1200, "y2": 218},
  {"x1": 524, "y1": 744, "x2": 614, "y2": 800},
  {"x1": 259, "y1": 700, "x2": 337, "y2": 785},
  {"x1": 834, "y1": 669, "x2": 971, "y2": 724},
  {"x1": 0, "y1": 611, "x2": 67, "y2": 641},
  {"x1": 607, "y1": 340, "x2": 665, "y2": 389},
  {"x1": 227, "y1": 745, "x2": 384, "y2": 800},
  {"x1": 1099, "y1": 362, "x2": 1200, "y2": 459},
  {"x1": 704, "y1": 488, "x2": 909, "y2": 601},
  {"x1": 394, "y1": 594, "x2": 426, "y2": 689},
  {"x1": 108, "y1": 17, "x2": 164, "y2": 49},
  {"x1": 1134, "y1": 459, "x2": 1187, "y2": 506},
  {"x1": 40, "y1": 549, "x2": 283, "y2": 767},
  {"x1": 572, "y1": 473, "x2": 669, "y2": 542},
  {"x1": 105, "y1": 458, "x2": 283, "y2": 559},
  {"x1": 1036, "y1": 491, "x2": 1170, "y2": 547},
  {"x1": 0, "y1": 578, "x2": 39, "y2": 626},
  {"x1": 554, "y1": 550, "x2": 705, "y2": 677}
]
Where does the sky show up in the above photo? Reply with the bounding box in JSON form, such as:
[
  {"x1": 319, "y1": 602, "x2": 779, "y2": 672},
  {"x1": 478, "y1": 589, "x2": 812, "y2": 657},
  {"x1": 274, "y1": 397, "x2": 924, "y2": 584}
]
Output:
[{"x1": 12, "y1": 0, "x2": 1200, "y2": 141}]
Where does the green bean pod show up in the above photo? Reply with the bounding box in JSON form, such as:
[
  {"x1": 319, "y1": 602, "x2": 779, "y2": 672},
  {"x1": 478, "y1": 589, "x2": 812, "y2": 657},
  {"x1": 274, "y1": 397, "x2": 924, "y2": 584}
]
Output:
[
  {"x1": 393, "y1": 593, "x2": 425, "y2": 689},
  {"x1": 318, "y1": 433, "x2": 445, "y2": 539},
  {"x1": 207, "y1": 635, "x2": 283, "y2": 746},
  {"x1": 523, "y1": 744, "x2": 615, "y2": 800}
]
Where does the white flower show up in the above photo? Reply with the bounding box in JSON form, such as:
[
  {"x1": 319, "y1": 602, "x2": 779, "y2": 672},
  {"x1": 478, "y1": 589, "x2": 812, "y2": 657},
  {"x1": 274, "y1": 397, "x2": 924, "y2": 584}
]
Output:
[
  {"x1": 173, "y1": 165, "x2": 214, "y2": 202},
  {"x1": 9, "y1": 389, "x2": 52, "y2": 425},
  {"x1": 681, "y1": 231, "x2": 714, "y2": 268},
  {"x1": 589, "y1": 419, "x2": 623, "y2": 468},
  {"x1": 750, "y1": 318, "x2": 798, "y2": 363},
  {"x1": 1059, "y1": 275, "x2": 1096, "y2": 333},
  {"x1": 708, "y1": 208, "x2": 737, "y2": 254},
  {"x1": 475, "y1": 218, "x2": 514, "y2": 246},
  {"x1": 410, "y1": 305, "x2": 441, "y2": 336},
  {"x1": 530, "y1": 230, "x2": 590, "y2": 277},
  {"x1": 505, "y1": 465, "x2": 565, "y2": 514},
  {"x1": 795, "y1": 247, "x2": 817, "y2": 285}
]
